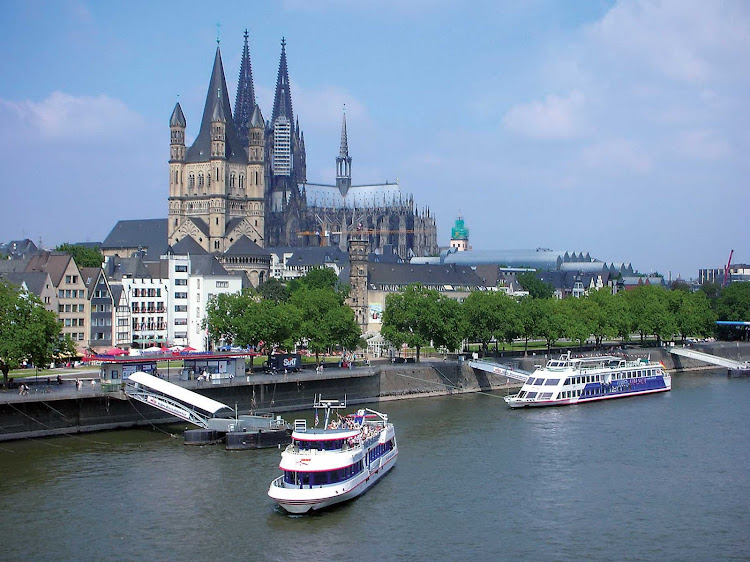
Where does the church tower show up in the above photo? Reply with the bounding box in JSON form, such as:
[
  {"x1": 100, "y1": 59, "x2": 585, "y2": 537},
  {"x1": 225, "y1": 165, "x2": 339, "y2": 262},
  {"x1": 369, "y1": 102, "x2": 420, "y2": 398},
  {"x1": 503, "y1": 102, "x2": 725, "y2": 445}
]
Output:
[
  {"x1": 347, "y1": 236, "x2": 369, "y2": 333},
  {"x1": 168, "y1": 42, "x2": 265, "y2": 255}
]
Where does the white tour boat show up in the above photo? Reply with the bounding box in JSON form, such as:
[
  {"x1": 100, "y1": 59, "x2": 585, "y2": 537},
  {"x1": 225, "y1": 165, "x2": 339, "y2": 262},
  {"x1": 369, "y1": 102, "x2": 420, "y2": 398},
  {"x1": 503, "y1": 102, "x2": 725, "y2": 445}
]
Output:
[
  {"x1": 504, "y1": 352, "x2": 671, "y2": 408},
  {"x1": 268, "y1": 396, "x2": 397, "y2": 514}
]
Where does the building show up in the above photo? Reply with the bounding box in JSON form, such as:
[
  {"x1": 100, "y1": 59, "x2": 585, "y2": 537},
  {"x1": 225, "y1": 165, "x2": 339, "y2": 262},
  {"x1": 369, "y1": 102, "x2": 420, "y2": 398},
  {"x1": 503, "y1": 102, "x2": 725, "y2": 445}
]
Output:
[
  {"x1": 26, "y1": 252, "x2": 90, "y2": 350},
  {"x1": 81, "y1": 267, "x2": 115, "y2": 352},
  {"x1": 449, "y1": 214, "x2": 470, "y2": 252}
]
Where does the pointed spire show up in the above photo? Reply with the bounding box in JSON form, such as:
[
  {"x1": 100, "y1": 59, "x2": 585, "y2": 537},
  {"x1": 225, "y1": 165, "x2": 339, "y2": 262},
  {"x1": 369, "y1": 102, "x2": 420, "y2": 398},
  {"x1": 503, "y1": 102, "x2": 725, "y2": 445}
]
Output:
[
  {"x1": 170, "y1": 102, "x2": 186, "y2": 127},
  {"x1": 271, "y1": 37, "x2": 294, "y2": 123},
  {"x1": 234, "y1": 29, "x2": 256, "y2": 146},
  {"x1": 186, "y1": 45, "x2": 245, "y2": 164},
  {"x1": 249, "y1": 103, "x2": 264, "y2": 128},
  {"x1": 339, "y1": 108, "x2": 349, "y2": 158},
  {"x1": 212, "y1": 88, "x2": 226, "y2": 122}
]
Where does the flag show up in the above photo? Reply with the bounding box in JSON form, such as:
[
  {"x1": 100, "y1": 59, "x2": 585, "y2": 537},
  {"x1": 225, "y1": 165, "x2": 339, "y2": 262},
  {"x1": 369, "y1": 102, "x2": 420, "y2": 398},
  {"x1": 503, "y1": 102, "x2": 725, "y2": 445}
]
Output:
[{"x1": 315, "y1": 409, "x2": 319, "y2": 427}]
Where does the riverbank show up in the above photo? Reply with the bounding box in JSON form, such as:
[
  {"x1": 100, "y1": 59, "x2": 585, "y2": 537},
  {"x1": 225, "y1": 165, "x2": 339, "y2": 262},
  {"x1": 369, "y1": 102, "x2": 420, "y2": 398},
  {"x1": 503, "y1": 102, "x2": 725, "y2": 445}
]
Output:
[{"x1": 1, "y1": 342, "x2": 748, "y2": 442}]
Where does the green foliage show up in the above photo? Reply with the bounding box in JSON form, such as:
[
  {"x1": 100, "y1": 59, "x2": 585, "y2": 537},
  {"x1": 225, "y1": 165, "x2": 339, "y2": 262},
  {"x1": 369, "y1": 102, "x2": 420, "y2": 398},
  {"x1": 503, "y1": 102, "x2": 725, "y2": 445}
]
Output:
[
  {"x1": 670, "y1": 280, "x2": 691, "y2": 293},
  {"x1": 289, "y1": 287, "x2": 361, "y2": 361},
  {"x1": 463, "y1": 291, "x2": 520, "y2": 355},
  {"x1": 55, "y1": 243, "x2": 104, "y2": 268},
  {"x1": 257, "y1": 278, "x2": 289, "y2": 303},
  {"x1": 0, "y1": 281, "x2": 62, "y2": 386},
  {"x1": 517, "y1": 272, "x2": 554, "y2": 299},
  {"x1": 668, "y1": 290, "x2": 716, "y2": 343},
  {"x1": 716, "y1": 282, "x2": 750, "y2": 322},
  {"x1": 381, "y1": 284, "x2": 463, "y2": 361},
  {"x1": 624, "y1": 285, "x2": 676, "y2": 345}
]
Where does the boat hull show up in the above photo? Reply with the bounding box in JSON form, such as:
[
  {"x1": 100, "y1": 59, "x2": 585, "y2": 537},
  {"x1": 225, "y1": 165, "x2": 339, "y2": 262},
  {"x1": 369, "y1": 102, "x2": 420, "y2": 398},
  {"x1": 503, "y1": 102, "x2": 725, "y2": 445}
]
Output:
[
  {"x1": 506, "y1": 384, "x2": 670, "y2": 408},
  {"x1": 269, "y1": 452, "x2": 397, "y2": 514}
]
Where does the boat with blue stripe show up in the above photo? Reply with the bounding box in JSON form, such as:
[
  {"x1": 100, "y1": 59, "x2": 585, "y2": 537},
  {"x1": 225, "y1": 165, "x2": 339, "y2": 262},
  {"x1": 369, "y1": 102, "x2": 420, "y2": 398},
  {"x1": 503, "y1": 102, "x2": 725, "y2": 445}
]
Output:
[{"x1": 504, "y1": 352, "x2": 671, "y2": 408}]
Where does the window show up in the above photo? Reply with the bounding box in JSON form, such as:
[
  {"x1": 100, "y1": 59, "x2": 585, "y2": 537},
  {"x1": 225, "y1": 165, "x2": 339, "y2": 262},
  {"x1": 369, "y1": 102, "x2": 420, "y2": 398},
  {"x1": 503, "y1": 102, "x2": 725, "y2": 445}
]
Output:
[
  {"x1": 175, "y1": 265, "x2": 188, "y2": 272},
  {"x1": 189, "y1": 173, "x2": 195, "y2": 189},
  {"x1": 58, "y1": 305, "x2": 64, "y2": 313},
  {"x1": 174, "y1": 319, "x2": 187, "y2": 325},
  {"x1": 216, "y1": 281, "x2": 228, "y2": 288},
  {"x1": 175, "y1": 292, "x2": 187, "y2": 299},
  {"x1": 198, "y1": 173, "x2": 204, "y2": 188},
  {"x1": 65, "y1": 275, "x2": 71, "y2": 283},
  {"x1": 175, "y1": 279, "x2": 188, "y2": 286},
  {"x1": 175, "y1": 305, "x2": 187, "y2": 312}
]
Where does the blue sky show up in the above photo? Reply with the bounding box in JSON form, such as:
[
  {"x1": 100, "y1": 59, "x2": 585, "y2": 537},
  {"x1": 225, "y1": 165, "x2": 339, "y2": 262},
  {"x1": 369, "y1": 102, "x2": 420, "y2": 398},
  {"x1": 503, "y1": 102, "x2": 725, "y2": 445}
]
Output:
[{"x1": 0, "y1": 0, "x2": 747, "y2": 279}]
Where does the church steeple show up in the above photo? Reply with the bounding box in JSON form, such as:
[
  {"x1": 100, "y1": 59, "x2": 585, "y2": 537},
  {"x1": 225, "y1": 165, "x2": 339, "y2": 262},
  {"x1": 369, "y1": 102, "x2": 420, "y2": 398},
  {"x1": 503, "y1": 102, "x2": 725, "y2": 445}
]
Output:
[
  {"x1": 186, "y1": 45, "x2": 244, "y2": 164},
  {"x1": 336, "y1": 109, "x2": 352, "y2": 197},
  {"x1": 234, "y1": 29, "x2": 256, "y2": 147}
]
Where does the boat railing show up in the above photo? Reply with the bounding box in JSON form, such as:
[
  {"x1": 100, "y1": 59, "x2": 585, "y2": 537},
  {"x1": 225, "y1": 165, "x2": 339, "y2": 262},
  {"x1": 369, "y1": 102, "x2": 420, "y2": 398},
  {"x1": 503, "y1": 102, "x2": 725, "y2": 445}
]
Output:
[{"x1": 270, "y1": 475, "x2": 284, "y2": 488}]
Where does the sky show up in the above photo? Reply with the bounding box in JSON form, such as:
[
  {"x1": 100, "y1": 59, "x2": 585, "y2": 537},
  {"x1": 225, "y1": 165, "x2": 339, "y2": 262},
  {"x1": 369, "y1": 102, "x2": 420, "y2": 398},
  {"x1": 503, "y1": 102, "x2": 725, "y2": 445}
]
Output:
[{"x1": 0, "y1": 0, "x2": 747, "y2": 279}]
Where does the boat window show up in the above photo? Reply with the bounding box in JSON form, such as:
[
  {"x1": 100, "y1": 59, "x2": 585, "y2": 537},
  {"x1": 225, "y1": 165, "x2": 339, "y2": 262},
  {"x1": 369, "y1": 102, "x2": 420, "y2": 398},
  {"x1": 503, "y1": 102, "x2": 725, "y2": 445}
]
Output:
[
  {"x1": 544, "y1": 379, "x2": 559, "y2": 385},
  {"x1": 526, "y1": 391, "x2": 537, "y2": 399},
  {"x1": 540, "y1": 393, "x2": 552, "y2": 400},
  {"x1": 527, "y1": 378, "x2": 536, "y2": 385}
]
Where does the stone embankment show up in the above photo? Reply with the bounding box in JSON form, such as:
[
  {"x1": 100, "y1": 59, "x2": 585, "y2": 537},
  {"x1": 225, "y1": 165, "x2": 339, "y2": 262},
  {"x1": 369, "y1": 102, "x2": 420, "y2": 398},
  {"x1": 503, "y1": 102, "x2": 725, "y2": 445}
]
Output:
[{"x1": 0, "y1": 342, "x2": 747, "y2": 442}]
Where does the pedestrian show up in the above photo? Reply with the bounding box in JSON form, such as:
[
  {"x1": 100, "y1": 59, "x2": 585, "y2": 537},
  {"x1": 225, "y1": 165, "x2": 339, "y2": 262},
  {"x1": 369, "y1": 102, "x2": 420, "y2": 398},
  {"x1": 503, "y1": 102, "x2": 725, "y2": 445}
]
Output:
[
  {"x1": 91, "y1": 379, "x2": 96, "y2": 389},
  {"x1": 76, "y1": 379, "x2": 81, "y2": 391}
]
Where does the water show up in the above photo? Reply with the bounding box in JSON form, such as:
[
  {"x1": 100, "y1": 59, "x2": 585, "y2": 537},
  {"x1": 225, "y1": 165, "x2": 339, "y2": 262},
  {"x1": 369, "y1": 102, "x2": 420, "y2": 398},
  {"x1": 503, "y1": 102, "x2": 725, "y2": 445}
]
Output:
[{"x1": 1, "y1": 370, "x2": 749, "y2": 561}]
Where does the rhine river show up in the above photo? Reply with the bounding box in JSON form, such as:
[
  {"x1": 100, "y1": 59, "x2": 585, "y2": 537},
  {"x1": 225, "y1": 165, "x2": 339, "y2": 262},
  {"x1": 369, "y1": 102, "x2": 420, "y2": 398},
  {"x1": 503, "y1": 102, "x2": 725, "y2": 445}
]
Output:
[{"x1": 1, "y1": 369, "x2": 748, "y2": 561}]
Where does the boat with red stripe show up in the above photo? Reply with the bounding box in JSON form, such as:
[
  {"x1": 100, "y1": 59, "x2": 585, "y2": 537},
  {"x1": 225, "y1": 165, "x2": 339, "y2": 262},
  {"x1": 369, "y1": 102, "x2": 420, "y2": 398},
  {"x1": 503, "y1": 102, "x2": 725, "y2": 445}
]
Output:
[{"x1": 268, "y1": 396, "x2": 397, "y2": 514}]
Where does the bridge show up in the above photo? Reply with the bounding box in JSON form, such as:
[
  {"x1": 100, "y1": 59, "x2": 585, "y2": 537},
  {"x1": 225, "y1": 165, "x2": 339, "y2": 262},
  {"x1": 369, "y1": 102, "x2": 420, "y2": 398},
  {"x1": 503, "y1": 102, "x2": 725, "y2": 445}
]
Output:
[
  {"x1": 468, "y1": 359, "x2": 531, "y2": 383},
  {"x1": 668, "y1": 347, "x2": 746, "y2": 369}
]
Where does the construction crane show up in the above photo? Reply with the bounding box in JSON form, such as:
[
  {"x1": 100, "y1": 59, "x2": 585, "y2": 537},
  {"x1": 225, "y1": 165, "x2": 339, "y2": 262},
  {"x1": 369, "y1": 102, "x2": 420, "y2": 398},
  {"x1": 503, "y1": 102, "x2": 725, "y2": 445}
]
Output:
[{"x1": 723, "y1": 249, "x2": 734, "y2": 287}]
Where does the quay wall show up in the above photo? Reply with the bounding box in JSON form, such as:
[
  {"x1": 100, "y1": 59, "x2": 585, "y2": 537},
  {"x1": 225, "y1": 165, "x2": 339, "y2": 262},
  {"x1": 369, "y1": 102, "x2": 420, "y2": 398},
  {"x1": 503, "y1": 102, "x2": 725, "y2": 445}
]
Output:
[
  {"x1": 0, "y1": 361, "x2": 505, "y2": 442},
  {"x1": 1, "y1": 342, "x2": 747, "y2": 442}
]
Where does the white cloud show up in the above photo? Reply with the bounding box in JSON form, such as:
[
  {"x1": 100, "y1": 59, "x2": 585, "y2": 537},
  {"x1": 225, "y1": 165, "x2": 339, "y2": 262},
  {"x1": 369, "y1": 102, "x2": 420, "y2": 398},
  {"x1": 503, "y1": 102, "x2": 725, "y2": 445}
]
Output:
[
  {"x1": 586, "y1": 0, "x2": 750, "y2": 85},
  {"x1": 670, "y1": 129, "x2": 731, "y2": 161},
  {"x1": 0, "y1": 92, "x2": 146, "y2": 142},
  {"x1": 502, "y1": 90, "x2": 587, "y2": 140},
  {"x1": 580, "y1": 138, "x2": 652, "y2": 174}
]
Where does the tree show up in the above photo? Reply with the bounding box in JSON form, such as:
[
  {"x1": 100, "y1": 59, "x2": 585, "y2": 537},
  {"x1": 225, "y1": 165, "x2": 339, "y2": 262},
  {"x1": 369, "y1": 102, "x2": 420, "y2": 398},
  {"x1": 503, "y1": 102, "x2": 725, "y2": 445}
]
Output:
[
  {"x1": 625, "y1": 285, "x2": 676, "y2": 345},
  {"x1": 668, "y1": 290, "x2": 716, "y2": 343},
  {"x1": 517, "y1": 271, "x2": 554, "y2": 299},
  {"x1": 587, "y1": 289, "x2": 630, "y2": 346},
  {"x1": 463, "y1": 291, "x2": 520, "y2": 355},
  {"x1": 258, "y1": 278, "x2": 289, "y2": 303},
  {"x1": 289, "y1": 287, "x2": 361, "y2": 363},
  {"x1": 560, "y1": 296, "x2": 593, "y2": 348},
  {"x1": 536, "y1": 298, "x2": 565, "y2": 353},
  {"x1": 518, "y1": 296, "x2": 545, "y2": 354},
  {"x1": 715, "y1": 282, "x2": 750, "y2": 341},
  {"x1": 381, "y1": 284, "x2": 460, "y2": 362},
  {"x1": 0, "y1": 281, "x2": 62, "y2": 387},
  {"x1": 55, "y1": 243, "x2": 104, "y2": 268}
]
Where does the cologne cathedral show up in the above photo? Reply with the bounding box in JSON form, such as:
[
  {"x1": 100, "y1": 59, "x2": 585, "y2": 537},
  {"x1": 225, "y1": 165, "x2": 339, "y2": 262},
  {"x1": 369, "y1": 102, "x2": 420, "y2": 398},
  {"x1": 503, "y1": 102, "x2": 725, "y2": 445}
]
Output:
[{"x1": 168, "y1": 32, "x2": 438, "y2": 260}]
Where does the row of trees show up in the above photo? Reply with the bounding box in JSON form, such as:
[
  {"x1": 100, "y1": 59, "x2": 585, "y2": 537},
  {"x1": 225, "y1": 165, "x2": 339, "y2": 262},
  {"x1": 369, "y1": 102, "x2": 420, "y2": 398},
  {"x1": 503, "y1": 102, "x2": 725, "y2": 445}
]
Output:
[
  {"x1": 381, "y1": 282, "x2": 749, "y2": 359},
  {"x1": 204, "y1": 269, "x2": 362, "y2": 363},
  {"x1": 0, "y1": 281, "x2": 76, "y2": 387}
]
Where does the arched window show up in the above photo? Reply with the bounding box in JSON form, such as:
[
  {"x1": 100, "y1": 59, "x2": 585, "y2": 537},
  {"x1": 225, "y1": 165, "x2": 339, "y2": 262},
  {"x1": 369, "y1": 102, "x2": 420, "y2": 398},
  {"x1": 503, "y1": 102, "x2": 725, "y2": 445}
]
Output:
[
  {"x1": 198, "y1": 173, "x2": 204, "y2": 188},
  {"x1": 230, "y1": 173, "x2": 236, "y2": 188},
  {"x1": 239, "y1": 174, "x2": 244, "y2": 189},
  {"x1": 188, "y1": 173, "x2": 195, "y2": 189}
]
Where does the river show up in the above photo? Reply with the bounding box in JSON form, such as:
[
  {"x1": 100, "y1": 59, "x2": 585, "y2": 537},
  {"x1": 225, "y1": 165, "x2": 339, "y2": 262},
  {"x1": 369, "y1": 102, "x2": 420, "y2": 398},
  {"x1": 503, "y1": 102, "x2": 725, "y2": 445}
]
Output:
[{"x1": 1, "y1": 369, "x2": 748, "y2": 561}]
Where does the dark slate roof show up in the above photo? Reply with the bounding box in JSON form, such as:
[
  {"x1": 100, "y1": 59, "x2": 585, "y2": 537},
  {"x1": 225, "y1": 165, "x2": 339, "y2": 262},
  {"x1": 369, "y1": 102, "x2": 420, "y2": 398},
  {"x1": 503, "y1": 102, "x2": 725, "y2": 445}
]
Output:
[
  {"x1": 190, "y1": 255, "x2": 228, "y2": 276},
  {"x1": 146, "y1": 261, "x2": 168, "y2": 280},
  {"x1": 250, "y1": 104, "x2": 264, "y2": 128},
  {"x1": 186, "y1": 46, "x2": 247, "y2": 165},
  {"x1": 0, "y1": 258, "x2": 31, "y2": 274},
  {"x1": 25, "y1": 252, "x2": 74, "y2": 286},
  {"x1": 170, "y1": 236, "x2": 208, "y2": 256},
  {"x1": 287, "y1": 246, "x2": 348, "y2": 267},
  {"x1": 2, "y1": 272, "x2": 49, "y2": 296},
  {"x1": 103, "y1": 255, "x2": 151, "y2": 281},
  {"x1": 367, "y1": 263, "x2": 486, "y2": 288},
  {"x1": 110, "y1": 284, "x2": 124, "y2": 304},
  {"x1": 101, "y1": 219, "x2": 169, "y2": 262},
  {"x1": 368, "y1": 244, "x2": 402, "y2": 264},
  {"x1": 224, "y1": 236, "x2": 268, "y2": 256},
  {"x1": 170, "y1": 102, "x2": 186, "y2": 127},
  {"x1": 225, "y1": 217, "x2": 244, "y2": 234},
  {"x1": 80, "y1": 267, "x2": 102, "y2": 294},
  {"x1": 0, "y1": 239, "x2": 39, "y2": 259}
]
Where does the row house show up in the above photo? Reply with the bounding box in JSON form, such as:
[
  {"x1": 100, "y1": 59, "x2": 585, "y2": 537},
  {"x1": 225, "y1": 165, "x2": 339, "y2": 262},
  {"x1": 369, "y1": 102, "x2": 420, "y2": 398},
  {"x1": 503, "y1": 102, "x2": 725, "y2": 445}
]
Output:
[
  {"x1": 26, "y1": 252, "x2": 90, "y2": 350},
  {"x1": 81, "y1": 267, "x2": 115, "y2": 352}
]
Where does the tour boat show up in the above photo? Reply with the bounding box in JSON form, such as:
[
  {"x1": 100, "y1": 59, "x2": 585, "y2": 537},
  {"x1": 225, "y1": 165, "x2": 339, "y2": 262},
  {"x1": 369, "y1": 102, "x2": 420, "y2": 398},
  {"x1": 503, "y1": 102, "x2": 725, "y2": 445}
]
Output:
[
  {"x1": 268, "y1": 396, "x2": 397, "y2": 514},
  {"x1": 504, "y1": 352, "x2": 671, "y2": 408}
]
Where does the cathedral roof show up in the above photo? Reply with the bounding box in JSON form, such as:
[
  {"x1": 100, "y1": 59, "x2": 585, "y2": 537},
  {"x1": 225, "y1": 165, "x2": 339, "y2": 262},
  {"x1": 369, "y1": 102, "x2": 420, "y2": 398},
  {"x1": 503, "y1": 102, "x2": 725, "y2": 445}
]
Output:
[
  {"x1": 170, "y1": 102, "x2": 186, "y2": 128},
  {"x1": 224, "y1": 236, "x2": 268, "y2": 256},
  {"x1": 233, "y1": 29, "x2": 256, "y2": 146},
  {"x1": 186, "y1": 46, "x2": 246, "y2": 164},
  {"x1": 367, "y1": 262, "x2": 486, "y2": 289}
]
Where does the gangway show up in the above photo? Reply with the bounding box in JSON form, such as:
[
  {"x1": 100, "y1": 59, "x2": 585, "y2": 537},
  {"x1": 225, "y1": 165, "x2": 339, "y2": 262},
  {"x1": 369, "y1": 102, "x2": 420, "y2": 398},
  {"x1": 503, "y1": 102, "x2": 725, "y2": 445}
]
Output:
[
  {"x1": 668, "y1": 347, "x2": 745, "y2": 369},
  {"x1": 468, "y1": 359, "x2": 531, "y2": 383},
  {"x1": 125, "y1": 372, "x2": 234, "y2": 429}
]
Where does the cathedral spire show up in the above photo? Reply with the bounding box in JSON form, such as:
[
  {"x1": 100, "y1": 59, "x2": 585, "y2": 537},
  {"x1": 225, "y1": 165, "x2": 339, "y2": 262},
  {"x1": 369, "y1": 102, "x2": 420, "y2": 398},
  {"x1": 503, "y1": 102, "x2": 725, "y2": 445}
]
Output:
[
  {"x1": 339, "y1": 108, "x2": 349, "y2": 158},
  {"x1": 234, "y1": 29, "x2": 256, "y2": 147},
  {"x1": 336, "y1": 108, "x2": 352, "y2": 197},
  {"x1": 271, "y1": 37, "x2": 294, "y2": 124}
]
